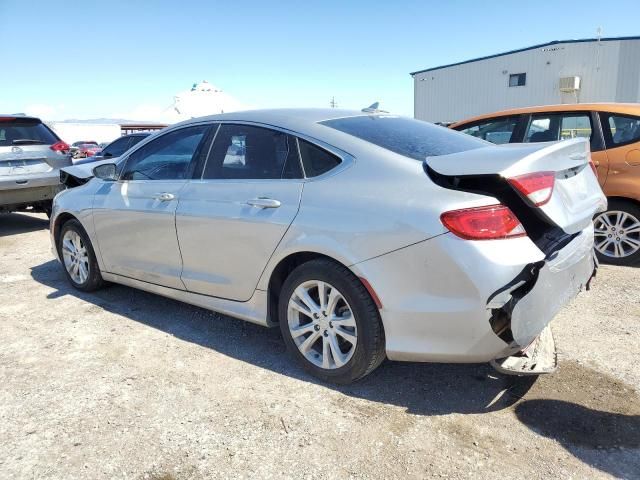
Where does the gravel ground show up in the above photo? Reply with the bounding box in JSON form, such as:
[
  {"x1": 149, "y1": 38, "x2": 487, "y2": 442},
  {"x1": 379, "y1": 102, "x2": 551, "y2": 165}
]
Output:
[{"x1": 1, "y1": 212, "x2": 639, "y2": 480}]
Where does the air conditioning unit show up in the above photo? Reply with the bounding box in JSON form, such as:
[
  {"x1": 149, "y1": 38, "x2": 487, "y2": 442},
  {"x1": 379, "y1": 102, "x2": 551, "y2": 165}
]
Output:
[{"x1": 559, "y1": 76, "x2": 581, "y2": 92}]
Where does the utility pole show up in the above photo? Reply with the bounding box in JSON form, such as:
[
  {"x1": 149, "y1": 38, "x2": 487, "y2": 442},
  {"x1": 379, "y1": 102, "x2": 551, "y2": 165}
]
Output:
[{"x1": 329, "y1": 96, "x2": 338, "y2": 108}]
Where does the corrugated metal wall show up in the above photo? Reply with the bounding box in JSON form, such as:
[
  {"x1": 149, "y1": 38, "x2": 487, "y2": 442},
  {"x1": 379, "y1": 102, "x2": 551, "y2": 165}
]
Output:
[{"x1": 412, "y1": 39, "x2": 640, "y2": 123}]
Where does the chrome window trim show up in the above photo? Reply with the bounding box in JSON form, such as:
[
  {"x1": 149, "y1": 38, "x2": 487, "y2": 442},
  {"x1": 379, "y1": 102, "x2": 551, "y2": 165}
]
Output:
[
  {"x1": 199, "y1": 123, "x2": 221, "y2": 180},
  {"x1": 295, "y1": 137, "x2": 306, "y2": 178}
]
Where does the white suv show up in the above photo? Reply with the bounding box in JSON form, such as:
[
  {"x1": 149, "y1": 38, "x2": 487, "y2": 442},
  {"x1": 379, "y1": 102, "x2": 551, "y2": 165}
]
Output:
[{"x1": 0, "y1": 115, "x2": 72, "y2": 215}]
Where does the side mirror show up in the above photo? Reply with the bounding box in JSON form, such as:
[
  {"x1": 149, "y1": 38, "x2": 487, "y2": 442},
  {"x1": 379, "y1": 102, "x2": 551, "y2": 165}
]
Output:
[{"x1": 93, "y1": 163, "x2": 118, "y2": 181}]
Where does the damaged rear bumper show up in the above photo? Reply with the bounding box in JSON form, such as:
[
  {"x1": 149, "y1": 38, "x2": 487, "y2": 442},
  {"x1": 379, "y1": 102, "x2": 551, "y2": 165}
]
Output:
[
  {"x1": 351, "y1": 223, "x2": 596, "y2": 364},
  {"x1": 488, "y1": 225, "x2": 597, "y2": 349}
]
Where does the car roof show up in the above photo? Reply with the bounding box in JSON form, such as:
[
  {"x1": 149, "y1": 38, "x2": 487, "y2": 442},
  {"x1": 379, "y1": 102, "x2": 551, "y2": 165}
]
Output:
[
  {"x1": 451, "y1": 103, "x2": 640, "y2": 128},
  {"x1": 173, "y1": 108, "x2": 372, "y2": 132}
]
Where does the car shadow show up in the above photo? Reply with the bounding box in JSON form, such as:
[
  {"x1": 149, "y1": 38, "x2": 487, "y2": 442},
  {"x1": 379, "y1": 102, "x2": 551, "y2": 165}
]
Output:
[
  {"x1": 29, "y1": 259, "x2": 640, "y2": 477},
  {"x1": 31, "y1": 259, "x2": 535, "y2": 417},
  {"x1": 0, "y1": 212, "x2": 49, "y2": 237},
  {"x1": 515, "y1": 400, "x2": 640, "y2": 478}
]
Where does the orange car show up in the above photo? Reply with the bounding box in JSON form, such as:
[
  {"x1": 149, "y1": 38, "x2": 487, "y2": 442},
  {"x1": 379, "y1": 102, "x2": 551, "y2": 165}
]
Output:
[{"x1": 451, "y1": 103, "x2": 640, "y2": 266}]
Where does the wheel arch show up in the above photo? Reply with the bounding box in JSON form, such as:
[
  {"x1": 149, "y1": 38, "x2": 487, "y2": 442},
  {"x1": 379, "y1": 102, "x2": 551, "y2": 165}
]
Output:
[
  {"x1": 605, "y1": 196, "x2": 640, "y2": 209},
  {"x1": 265, "y1": 250, "x2": 382, "y2": 325},
  {"x1": 267, "y1": 251, "x2": 339, "y2": 325},
  {"x1": 52, "y1": 212, "x2": 79, "y2": 246}
]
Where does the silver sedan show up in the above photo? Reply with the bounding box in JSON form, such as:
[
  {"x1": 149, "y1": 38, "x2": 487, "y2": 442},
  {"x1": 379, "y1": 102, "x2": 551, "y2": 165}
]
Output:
[{"x1": 50, "y1": 109, "x2": 607, "y2": 383}]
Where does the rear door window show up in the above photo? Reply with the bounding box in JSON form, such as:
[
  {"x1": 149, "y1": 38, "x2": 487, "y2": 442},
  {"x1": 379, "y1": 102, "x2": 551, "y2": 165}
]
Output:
[
  {"x1": 600, "y1": 113, "x2": 640, "y2": 147},
  {"x1": 0, "y1": 118, "x2": 59, "y2": 147},
  {"x1": 525, "y1": 114, "x2": 592, "y2": 143},
  {"x1": 455, "y1": 116, "x2": 519, "y2": 144},
  {"x1": 203, "y1": 124, "x2": 303, "y2": 180}
]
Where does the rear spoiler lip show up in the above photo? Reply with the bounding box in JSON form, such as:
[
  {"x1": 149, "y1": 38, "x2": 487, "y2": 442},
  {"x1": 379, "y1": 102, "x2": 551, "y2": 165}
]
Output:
[{"x1": 425, "y1": 138, "x2": 589, "y2": 178}]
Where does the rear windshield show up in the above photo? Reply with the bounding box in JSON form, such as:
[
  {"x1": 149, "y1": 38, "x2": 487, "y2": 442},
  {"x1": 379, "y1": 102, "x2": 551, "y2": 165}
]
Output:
[
  {"x1": 0, "y1": 118, "x2": 59, "y2": 147},
  {"x1": 320, "y1": 115, "x2": 487, "y2": 160}
]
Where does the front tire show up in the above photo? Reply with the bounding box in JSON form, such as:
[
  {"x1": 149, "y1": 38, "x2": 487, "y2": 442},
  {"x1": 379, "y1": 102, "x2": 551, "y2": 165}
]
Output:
[
  {"x1": 57, "y1": 219, "x2": 105, "y2": 291},
  {"x1": 279, "y1": 259, "x2": 385, "y2": 384},
  {"x1": 594, "y1": 199, "x2": 640, "y2": 266}
]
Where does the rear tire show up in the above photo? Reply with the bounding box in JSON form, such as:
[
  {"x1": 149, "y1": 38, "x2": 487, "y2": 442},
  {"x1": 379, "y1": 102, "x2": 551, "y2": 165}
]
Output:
[
  {"x1": 57, "y1": 219, "x2": 105, "y2": 291},
  {"x1": 594, "y1": 199, "x2": 640, "y2": 266},
  {"x1": 278, "y1": 258, "x2": 385, "y2": 384}
]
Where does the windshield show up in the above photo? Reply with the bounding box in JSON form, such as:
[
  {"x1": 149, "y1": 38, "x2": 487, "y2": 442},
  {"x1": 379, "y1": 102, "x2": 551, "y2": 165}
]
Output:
[
  {"x1": 0, "y1": 118, "x2": 59, "y2": 147},
  {"x1": 320, "y1": 115, "x2": 488, "y2": 160}
]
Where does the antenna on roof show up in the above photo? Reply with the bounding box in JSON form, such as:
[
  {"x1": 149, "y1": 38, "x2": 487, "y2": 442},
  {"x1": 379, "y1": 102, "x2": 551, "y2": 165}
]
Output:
[{"x1": 361, "y1": 102, "x2": 388, "y2": 114}]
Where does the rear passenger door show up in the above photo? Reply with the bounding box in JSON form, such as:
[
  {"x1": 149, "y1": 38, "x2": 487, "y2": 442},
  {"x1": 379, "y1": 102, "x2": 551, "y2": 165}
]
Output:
[
  {"x1": 524, "y1": 112, "x2": 609, "y2": 186},
  {"x1": 175, "y1": 123, "x2": 304, "y2": 301}
]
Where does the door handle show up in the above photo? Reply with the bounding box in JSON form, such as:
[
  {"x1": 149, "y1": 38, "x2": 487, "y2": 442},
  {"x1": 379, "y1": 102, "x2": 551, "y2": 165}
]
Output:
[
  {"x1": 247, "y1": 197, "x2": 281, "y2": 208},
  {"x1": 153, "y1": 192, "x2": 175, "y2": 201}
]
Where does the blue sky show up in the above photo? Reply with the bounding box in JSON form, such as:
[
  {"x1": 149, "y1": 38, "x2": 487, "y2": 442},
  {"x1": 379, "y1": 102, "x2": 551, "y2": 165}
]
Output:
[{"x1": 1, "y1": 0, "x2": 638, "y2": 120}]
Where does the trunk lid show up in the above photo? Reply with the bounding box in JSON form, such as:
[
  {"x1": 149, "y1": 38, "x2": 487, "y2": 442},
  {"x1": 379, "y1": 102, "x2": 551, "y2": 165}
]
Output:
[
  {"x1": 426, "y1": 138, "x2": 607, "y2": 234},
  {"x1": 0, "y1": 145, "x2": 56, "y2": 176}
]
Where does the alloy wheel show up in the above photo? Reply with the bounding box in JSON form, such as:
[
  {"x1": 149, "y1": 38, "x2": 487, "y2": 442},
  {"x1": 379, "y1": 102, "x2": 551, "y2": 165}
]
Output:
[
  {"x1": 594, "y1": 210, "x2": 640, "y2": 259},
  {"x1": 287, "y1": 280, "x2": 357, "y2": 370},
  {"x1": 61, "y1": 230, "x2": 90, "y2": 284}
]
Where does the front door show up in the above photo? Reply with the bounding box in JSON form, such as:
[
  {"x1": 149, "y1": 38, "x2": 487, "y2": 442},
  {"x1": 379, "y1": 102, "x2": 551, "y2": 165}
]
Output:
[
  {"x1": 92, "y1": 124, "x2": 211, "y2": 289},
  {"x1": 176, "y1": 123, "x2": 304, "y2": 301}
]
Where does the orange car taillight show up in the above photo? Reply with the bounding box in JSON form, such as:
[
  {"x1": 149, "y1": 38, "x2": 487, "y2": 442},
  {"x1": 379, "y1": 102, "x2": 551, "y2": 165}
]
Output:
[
  {"x1": 440, "y1": 205, "x2": 526, "y2": 240},
  {"x1": 508, "y1": 171, "x2": 555, "y2": 206}
]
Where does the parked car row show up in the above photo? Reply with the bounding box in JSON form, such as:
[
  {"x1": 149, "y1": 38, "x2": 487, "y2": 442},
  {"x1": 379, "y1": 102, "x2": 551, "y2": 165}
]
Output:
[
  {"x1": 450, "y1": 103, "x2": 640, "y2": 265},
  {"x1": 50, "y1": 109, "x2": 605, "y2": 383}
]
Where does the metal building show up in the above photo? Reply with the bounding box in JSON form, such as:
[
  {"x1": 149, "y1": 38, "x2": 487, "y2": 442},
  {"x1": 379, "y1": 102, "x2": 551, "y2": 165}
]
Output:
[{"x1": 411, "y1": 36, "x2": 640, "y2": 124}]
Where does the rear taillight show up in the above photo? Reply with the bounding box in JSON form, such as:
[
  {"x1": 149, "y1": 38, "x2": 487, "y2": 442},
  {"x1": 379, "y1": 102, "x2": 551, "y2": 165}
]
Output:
[
  {"x1": 508, "y1": 171, "x2": 555, "y2": 206},
  {"x1": 589, "y1": 160, "x2": 598, "y2": 178},
  {"x1": 440, "y1": 205, "x2": 526, "y2": 240},
  {"x1": 50, "y1": 141, "x2": 70, "y2": 154}
]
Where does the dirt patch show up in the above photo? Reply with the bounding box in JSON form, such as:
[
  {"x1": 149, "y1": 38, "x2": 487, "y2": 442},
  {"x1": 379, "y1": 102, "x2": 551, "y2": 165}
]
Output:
[{"x1": 516, "y1": 361, "x2": 640, "y2": 448}]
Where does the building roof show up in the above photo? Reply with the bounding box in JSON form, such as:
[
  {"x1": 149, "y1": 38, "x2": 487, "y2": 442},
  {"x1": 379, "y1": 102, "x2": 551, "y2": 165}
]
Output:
[{"x1": 410, "y1": 36, "x2": 640, "y2": 76}]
